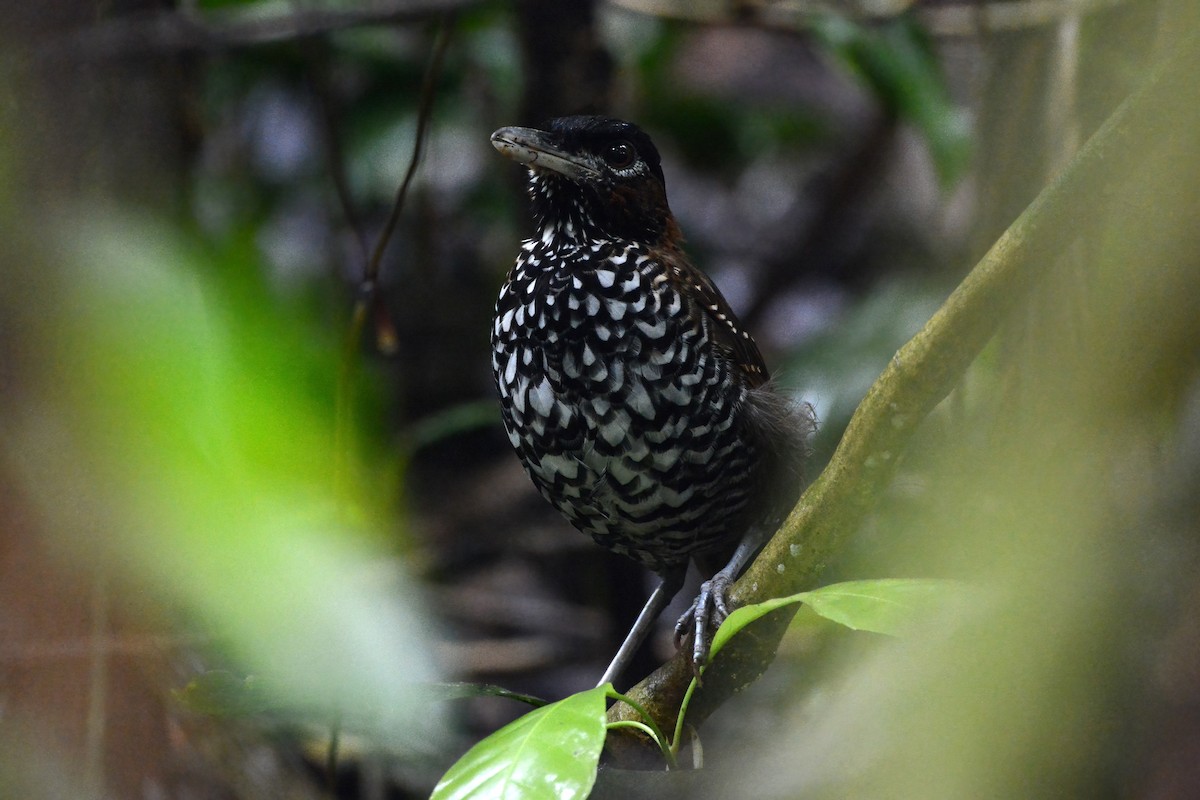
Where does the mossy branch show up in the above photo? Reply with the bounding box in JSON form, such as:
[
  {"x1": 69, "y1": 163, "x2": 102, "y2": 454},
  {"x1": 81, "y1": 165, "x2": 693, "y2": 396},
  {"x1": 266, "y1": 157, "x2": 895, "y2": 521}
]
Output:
[{"x1": 606, "y1": 29, "x2": 1200, "y2": 752}]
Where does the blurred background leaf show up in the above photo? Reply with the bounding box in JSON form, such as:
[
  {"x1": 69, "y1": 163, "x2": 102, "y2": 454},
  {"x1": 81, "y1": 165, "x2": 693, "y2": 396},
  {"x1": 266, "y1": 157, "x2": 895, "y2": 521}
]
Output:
[{"x1": 813, "y1": 14, "x2": 971, "y2": 185}]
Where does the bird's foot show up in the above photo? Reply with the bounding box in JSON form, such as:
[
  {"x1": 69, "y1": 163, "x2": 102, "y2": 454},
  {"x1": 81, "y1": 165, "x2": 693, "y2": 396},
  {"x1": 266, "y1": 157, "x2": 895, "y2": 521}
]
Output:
[{"x1": 674, "y1": 573, "x2": 734, "y2": 677}]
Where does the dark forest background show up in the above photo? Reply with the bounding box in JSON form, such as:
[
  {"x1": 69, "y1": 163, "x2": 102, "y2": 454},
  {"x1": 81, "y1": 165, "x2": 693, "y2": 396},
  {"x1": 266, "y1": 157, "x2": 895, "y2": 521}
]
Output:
[{"x1": 2, "y1": 1, "x2": 1200, "y2": 798}]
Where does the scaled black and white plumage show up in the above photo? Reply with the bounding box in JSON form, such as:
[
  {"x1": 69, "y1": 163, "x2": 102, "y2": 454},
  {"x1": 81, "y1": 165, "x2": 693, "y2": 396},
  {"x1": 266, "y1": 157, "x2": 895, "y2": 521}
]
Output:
[{"x1": 489, "y1": 115, "x2": 813, "y2": 686}]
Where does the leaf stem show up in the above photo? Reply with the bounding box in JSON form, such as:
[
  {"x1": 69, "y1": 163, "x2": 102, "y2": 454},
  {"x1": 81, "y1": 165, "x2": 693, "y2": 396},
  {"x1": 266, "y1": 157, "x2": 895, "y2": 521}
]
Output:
[
  {"x1": 606, "y1": 689, "x2": 677, "y2": 768},
  {"x1": 671, "y1": 676, "x2": 700, "y2": 758}
]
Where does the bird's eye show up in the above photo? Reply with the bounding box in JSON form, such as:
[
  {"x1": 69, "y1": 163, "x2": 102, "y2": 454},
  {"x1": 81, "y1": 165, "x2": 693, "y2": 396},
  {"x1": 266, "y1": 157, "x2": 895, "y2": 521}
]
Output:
[{"x1": 602, "y1": 141, "x2": 637, "y2": 170}]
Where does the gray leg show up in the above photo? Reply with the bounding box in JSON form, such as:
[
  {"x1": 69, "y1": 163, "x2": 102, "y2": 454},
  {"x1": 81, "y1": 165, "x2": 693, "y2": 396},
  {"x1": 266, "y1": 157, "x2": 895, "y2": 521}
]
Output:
[
  {"x1": 597, "y1": 568, "x2": 685, "y2": 688},
  {"x1": 676, "y1": 527, "x2": 770, "y2": 671}
]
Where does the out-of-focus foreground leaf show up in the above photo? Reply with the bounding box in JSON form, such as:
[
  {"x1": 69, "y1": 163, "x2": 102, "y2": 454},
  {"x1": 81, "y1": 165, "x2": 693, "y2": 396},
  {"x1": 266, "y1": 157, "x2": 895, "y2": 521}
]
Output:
[{"x1": 1, "y1": 213, "x2": 441, "y2": 747}]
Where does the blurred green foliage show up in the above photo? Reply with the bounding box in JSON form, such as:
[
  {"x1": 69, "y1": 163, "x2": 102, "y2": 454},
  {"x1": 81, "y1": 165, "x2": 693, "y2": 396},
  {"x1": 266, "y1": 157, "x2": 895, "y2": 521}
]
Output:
[
  {"x1": 781, "y1": 278, "x2": 946, "y2": 458},
  {"x1": 174, "y1": 671, "x2": 276, "y2": 718},
  {"x1": 5, "y1": 2, "x2": 1195, "y2": 797},
  {"x1": 634, "y1": 25, "x2": 833, "y2": 170},
  {"x1": 4, "y1": 212, "x2": 442, "y2": 746},
  {"x1": 813, "y1": 14, "x2": 971, "y2": 185}
]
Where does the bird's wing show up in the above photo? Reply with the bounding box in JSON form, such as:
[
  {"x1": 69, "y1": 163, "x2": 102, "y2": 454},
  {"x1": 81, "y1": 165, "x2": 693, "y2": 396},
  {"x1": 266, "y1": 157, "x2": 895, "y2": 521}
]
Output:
[{"x1": 663, "y1": 251, "x2": 771, "y2": 389}]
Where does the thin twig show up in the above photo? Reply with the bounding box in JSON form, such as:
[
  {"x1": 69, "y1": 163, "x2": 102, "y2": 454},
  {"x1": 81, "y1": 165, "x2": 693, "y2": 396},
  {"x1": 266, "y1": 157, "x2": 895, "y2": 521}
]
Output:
[
  {"x1": 332, "y1": 13, "x2": 454, "y2": 499},
  {"x1": 366, "y1": 14, "x2": 454, "y2": 281},
  {"x1": 35, "y1": 0, "x2": 475, "y2": 61},
  {"x1": 83, "y1": 571, "x2": 110, "y2": 793},
  {"x1": 606, "y1": 0, "x2": 1131, "y2": 37},
  {"x1": 306, "y1": 41, "x2": 371, "y2": 270},
  {"x1": 0, "y1": 632, "x2": 213, "y2": 662}
]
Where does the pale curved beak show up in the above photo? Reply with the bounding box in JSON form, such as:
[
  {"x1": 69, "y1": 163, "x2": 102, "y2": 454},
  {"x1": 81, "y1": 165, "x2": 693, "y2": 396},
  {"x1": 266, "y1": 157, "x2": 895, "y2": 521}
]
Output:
[{"x1": 491, "y1": 126, "x2": 600, "y2": 181}]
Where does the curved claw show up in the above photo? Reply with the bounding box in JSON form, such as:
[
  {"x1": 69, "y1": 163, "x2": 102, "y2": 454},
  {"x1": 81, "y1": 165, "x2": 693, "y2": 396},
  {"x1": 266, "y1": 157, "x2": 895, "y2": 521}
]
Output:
[{"x1": 674, "y1": 573, "x2": 734, "y2": 676}]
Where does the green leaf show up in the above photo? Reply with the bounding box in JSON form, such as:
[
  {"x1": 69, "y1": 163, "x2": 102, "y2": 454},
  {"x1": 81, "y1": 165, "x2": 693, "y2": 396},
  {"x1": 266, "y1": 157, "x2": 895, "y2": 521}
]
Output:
[
  {"x1": 408, "y1": 400, "x2": 501, "y2": 451},
  {"x1": 709, "y1": 594, "x2": 807, "y2": 661},
  {"x1": 173, "y1": 670, "x2": 274, "y2": 718},
  {"x1": 813, "y1": 15, "x2": 971, "y2": 185},
  {"x1": 432, "y1": 684, "x2": 609, "y2": 800},
  {"x1": 427, "y1": 682, "x2": 548, "y2": 709},
  {"x1": 711, "y1": 579, "x2": 959, "y2": 659},
  {"x1": 794, "y1": 578, "x2": 957, "y2": 635}
]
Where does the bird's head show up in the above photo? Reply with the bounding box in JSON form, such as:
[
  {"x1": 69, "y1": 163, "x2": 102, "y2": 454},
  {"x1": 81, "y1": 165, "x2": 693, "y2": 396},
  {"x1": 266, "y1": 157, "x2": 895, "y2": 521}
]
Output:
[{"x1": 491, "y1": 115, "x2": 677, "y2": 246}]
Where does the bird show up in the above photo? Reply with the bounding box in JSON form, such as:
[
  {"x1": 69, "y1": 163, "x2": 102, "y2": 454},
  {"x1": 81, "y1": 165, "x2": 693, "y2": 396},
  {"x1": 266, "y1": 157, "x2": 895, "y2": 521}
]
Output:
[{"x1": 489, "y1": 115, "x2": 813, "y2": 687}]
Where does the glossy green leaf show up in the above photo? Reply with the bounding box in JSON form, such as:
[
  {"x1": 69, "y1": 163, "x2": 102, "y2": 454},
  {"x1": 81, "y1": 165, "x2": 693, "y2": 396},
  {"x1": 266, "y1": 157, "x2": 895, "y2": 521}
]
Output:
[
  {"x1": 432, "y1": 684, "x2": 609, "y2": 800},
  {"x1": 795, "y1": 578, "x2": 958, "y2": 635},
  {"x1": 711, "y1": 579, "x2": 959, "y2": 660}
]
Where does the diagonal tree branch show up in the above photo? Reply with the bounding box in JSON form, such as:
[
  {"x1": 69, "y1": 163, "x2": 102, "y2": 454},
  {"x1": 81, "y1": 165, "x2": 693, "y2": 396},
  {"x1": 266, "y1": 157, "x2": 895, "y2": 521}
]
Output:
[
  {"x1": 34, "y1": 0, "x2": 476, "y2": 61},
  {"x1": 606, "y1": 0, "x2": 1133, "y2": 36},
  {"x1": 607, "y1": 26, "x2": 1200, "y2": 754}
]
